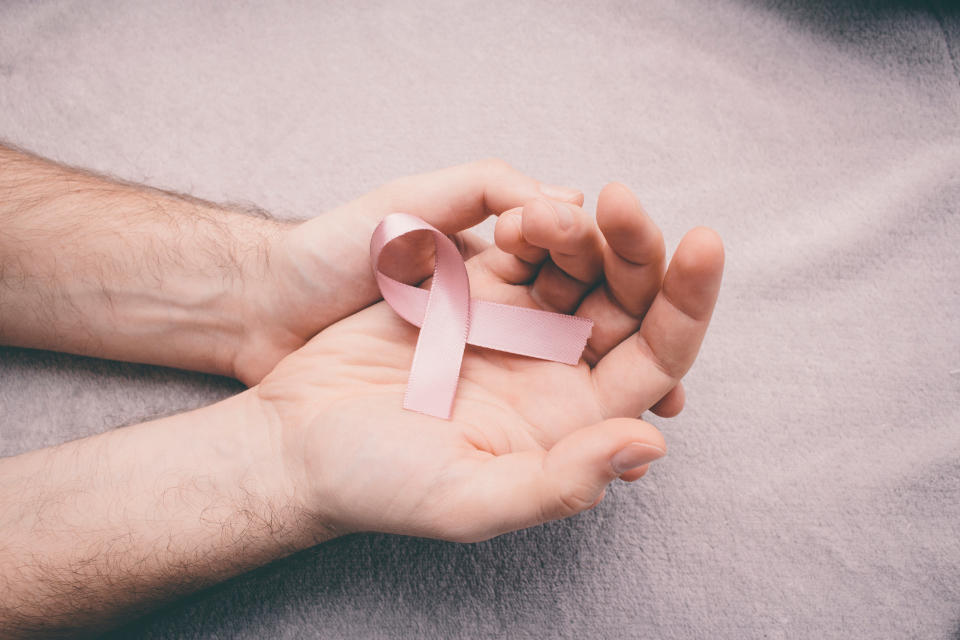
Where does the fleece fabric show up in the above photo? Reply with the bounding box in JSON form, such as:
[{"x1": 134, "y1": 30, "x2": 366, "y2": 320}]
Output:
[{"x1": 1, "y1": 1, "x2": 958, "y2": 638}]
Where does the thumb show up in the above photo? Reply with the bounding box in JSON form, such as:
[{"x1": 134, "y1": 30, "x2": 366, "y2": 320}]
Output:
[
  {"x1": 455, "y1": 419, "x2": 666, "y2": 542},
  {"x1": 539, "y1": 418, "x2": 667, "y2": 521}
]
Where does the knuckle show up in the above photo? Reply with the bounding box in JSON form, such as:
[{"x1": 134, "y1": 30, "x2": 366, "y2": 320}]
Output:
[
  {"x1": 375, "y1": 175, "x2": 415, "y2": 203},
  {"x1": 554, "y1": 481, "x2": 598, "y2": 517},
  {"x1": 477, "y1": 157, "x2": 512, "y2": 174},
  {"x1": 635, "y1": 334, "x2": 682, "y2": 387}
]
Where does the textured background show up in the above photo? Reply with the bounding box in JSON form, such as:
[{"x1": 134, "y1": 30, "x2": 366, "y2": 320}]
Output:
[{"x1": 1, "y1": 0, "x2": 959, "y2": 638}]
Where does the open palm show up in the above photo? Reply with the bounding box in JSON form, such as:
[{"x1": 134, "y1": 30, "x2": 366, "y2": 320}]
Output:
[{"x1": 258, "y1": 183, "x2": 724, "y2": 542}]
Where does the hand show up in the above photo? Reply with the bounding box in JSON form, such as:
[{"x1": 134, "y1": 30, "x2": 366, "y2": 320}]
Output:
[
  {"x1": 233, "y1": 159, "x2": 585, "y2": 384},
  {"x1": 256, "y1": 183, "x2": 724, "y2": 542},
  {"x1": 0, "y1": 180, "x2": 722, "y2": 633},
  {"x1": 0, "y1": 147, "x2": 586, "y2": 385}
]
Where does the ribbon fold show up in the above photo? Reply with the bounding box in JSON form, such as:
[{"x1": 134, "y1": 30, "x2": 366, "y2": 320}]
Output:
[{"x1": 370, "y1": 213, "x2": 593, "y2": 419}]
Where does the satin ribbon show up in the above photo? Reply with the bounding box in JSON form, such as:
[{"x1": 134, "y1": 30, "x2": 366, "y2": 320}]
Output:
[{"x1": 370, "y1": 213, "x2": 593, "y2": 419}]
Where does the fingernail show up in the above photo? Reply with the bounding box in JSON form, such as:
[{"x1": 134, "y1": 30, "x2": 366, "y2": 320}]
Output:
[
  {"x1": 539, "y1": 183, "x2": 582, "y2": 202},
  {"x1": 551, "y1": 201, "x2": 574, "y2": 230},
  {"x1": 610, "y1": 443, "x2": 665, "y2": 474}
]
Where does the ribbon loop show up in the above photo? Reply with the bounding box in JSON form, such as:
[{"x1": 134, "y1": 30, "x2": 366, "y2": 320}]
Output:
[{"x1": 370, "y1": 213, "x2": 593, "y2": 419}]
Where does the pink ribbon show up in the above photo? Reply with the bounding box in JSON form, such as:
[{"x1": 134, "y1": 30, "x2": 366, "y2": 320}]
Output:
[{"x1": 370, "y1": 213, "x2": 593, "y2": 419}]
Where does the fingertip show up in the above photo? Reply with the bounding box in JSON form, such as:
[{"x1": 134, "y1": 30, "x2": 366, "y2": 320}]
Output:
[
  {"x1": 687, "y1": 225, "x2": 724, "y2": 253},
  {"x1": 596, "y1": 183, "x2": 664, "y2": 265},
  {"x1": 650, "y1": 384, "x2": 686, "y2": 418},
  {"x1": 596, "y1": 182, "x2": 635, "y2": 229},
  {"x1": 539, "y1": 183, "x2": 584, "y2": 206},
  {"x1": 598, "y1": 181, "x2": 637, "y2": 208},
  {"x1": 664, "y1": 227, "x2": 725, "y2": 321},
  {"x1": 494, "y1": 207, "x2": 548, "y2": 266},
  {"x1": 520, "y1": 198, "x2": 563, "y2": 245},
  {"x1": 605, "y1": 417, "x2": 667, "y2": 452},
  {"x1": 676, "y1": 227, "x2": 725, "y2": 279},
  {"x1": 542, "y1": 417, "x2": 665, "y2": 518},
  {"x1": 521, "y1": 198, "x2": 600, "y2": 265},
  {"x1": 619, "y1": 463, "x2": 650, "y2": 482},
  {"x1": 493, "y1": 208, "x2": 523, "y2": 250}
]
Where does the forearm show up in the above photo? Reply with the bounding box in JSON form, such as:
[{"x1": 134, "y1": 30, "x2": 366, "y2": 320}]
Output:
[
  {"x1": 0, "y1": 143, "x2": 286, "y2": 379},
  {"x1": 0, "y1": 390, "x2": 331, "y2": 638}
]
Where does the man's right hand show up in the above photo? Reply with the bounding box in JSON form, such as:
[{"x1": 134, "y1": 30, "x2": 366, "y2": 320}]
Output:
[{"x1": 233, "y1": 159, "x2": 587, "y2": 384}]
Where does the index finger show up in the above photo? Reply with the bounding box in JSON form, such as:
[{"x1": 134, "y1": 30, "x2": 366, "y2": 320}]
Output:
[{"x1": 357, "y1": 158, "x2": 584, "y2": 234}]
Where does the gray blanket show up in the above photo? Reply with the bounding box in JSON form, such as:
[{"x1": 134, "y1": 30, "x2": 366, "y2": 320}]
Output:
[{"x1": 1, "y1": 1, "x2": 958, "y2": 637}]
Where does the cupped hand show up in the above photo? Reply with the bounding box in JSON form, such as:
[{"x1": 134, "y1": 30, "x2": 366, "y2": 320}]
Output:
[
  {"x1": 255, "y1": 183, "x2": 724, "y2": 542},
  {"x1": 233, "y1": 159, "x2": 584, "y2": 384}
]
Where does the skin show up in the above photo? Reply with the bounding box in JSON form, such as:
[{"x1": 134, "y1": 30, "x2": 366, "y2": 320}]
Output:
[
  {"x1": 261, "y1": 200, "x2": 724, "y2": 539},
  {"x1": 0, "y1": 146, "x2": 723, "y2": 636}
]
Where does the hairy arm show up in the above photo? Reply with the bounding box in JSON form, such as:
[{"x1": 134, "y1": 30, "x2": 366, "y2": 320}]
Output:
[
  {"x1": 0, "y1": 143, "x2": 286, "y2": 379},
  {"x1": 0, "y1": 391, "x2": 329, "y2": 638}
]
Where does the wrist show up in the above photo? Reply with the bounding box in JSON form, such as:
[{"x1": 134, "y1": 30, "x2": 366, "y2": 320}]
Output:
[
  {"x1": 99, "y1": 203, "x2": 291, "y2": 383},
  {"x1": 242, "y1": 386, "x2": 343, "y2": 541},
  {"x1": 227, "y1": 217, "x2": 311, "y2": 384},
  {"x1": 98, "y1": 387, "x2": 340, "y2": 559},
  {"x1": 190, "y1": 388, "x2": 339, "y2": 550}
]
